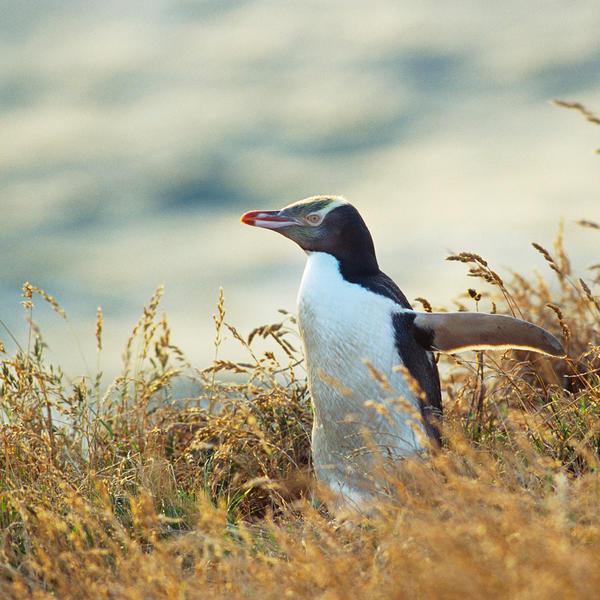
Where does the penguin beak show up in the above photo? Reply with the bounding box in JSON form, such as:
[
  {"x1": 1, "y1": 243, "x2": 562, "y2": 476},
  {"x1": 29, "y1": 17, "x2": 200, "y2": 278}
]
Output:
[{"x1": 240, "y1": 210, "x2": 303, "y2": 230}]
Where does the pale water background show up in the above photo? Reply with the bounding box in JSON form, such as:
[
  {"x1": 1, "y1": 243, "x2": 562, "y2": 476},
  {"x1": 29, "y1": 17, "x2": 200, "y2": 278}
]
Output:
[{"x1": 1, "y1": 1, "x2": 599, "y2": 384}]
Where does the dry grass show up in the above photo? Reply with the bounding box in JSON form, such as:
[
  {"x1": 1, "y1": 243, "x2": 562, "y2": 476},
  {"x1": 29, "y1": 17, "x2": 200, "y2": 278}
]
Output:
[
  {"x1": 2, "y1": 102, "x2": 600, "y2": 596},
  {"x1": 0, "y1": 222, "x2": 598, "y2": 599}
]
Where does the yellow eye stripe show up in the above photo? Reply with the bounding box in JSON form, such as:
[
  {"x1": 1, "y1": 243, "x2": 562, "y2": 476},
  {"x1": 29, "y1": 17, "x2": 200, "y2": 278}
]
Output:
[{"x1": 282, "y1": 195, "x2": 348, "y2": 220}]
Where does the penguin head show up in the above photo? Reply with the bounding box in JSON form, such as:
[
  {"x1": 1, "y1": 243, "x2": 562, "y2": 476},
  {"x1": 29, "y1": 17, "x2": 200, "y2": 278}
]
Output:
[{"x1": 241, "y1": 196, "x2": 378, "y2": 273}]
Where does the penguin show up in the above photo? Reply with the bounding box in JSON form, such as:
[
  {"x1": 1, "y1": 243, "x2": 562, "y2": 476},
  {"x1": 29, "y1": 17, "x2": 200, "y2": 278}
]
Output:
[{"x1": 241, "y1": 196, "x2": 564, "y2": 506}]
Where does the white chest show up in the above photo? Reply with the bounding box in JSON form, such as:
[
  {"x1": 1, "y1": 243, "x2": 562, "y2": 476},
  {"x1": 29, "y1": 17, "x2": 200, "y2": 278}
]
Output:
[
  {"x1": 298, "y1": 253, "x2": 400, "y2": 398},
  {"x1": 296, "y1": 253, "x2": 425, "y2": 498}
]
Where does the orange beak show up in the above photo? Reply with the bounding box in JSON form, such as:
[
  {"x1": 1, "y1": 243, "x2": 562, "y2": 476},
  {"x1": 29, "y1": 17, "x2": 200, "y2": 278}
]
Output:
[{"x1": 240, "y1": 210, "x2": 302, "y2": 229}]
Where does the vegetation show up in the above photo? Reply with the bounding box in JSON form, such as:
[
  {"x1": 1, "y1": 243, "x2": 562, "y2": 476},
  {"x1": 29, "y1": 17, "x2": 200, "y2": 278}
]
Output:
[
  {"x1": 0, "y1": 105, "x2": 598, "y2": 600},
  {"x1": 0, "y1": 221, "x2": 597, "y2": 599}
]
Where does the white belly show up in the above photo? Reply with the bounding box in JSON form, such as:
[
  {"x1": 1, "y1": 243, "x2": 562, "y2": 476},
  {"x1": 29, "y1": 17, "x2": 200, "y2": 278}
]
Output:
[{"x1": 297, "y1": 252, "x2": 425, "y2": 502}]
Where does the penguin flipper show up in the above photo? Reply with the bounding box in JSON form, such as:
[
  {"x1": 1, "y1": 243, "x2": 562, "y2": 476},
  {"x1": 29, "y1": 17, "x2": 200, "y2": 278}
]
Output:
[{"x1": 412, "y1": 312, "x2": 565, "y2": 357}]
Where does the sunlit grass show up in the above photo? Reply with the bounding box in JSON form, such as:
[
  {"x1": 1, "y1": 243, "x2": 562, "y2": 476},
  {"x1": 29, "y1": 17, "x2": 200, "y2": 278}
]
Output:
[
  {"x1": 1, "y1": 100, "x2": 599, "y2": 596},
  {"x1": 0, "y1": 218, "x2": 598, "y2": 599}
]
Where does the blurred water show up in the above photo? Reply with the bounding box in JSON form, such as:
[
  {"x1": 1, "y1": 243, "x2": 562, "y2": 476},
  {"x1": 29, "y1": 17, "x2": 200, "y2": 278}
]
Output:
[{"x1": 1, "y1": 1, "x2": 599, "y2": 383}]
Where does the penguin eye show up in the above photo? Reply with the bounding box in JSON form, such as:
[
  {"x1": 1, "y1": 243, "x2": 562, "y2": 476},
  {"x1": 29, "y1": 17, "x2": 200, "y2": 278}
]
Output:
[{"x1": 306, "y1": 213, "x2": 323, "y2": 225}]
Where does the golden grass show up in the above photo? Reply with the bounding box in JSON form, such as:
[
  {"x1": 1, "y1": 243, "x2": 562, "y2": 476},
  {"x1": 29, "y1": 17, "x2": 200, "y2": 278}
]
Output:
[{"x1": 2, "y1": 192, "x2": 600, "y2": 595}]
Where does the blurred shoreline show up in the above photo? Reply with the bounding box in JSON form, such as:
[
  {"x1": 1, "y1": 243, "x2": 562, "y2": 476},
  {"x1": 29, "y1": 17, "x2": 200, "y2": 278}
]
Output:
[{"x1": 2, "y1": 1, "x2": 599, "y2": 381}]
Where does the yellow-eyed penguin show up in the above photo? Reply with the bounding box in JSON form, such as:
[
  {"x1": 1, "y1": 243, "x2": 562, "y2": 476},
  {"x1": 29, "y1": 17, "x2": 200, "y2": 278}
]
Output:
[{"x1": 241, "y1": 196, "x2": 564, "y2": 505}]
